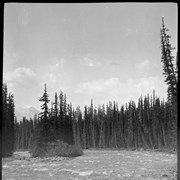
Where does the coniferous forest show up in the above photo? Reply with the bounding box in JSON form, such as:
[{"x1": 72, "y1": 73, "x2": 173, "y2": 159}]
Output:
[
  {"x1": 13, "y1": 89, "x2": 177, "y2": 151},
  {"x1": 2, "y1": 19, "x2": 177, "y2": 156}
]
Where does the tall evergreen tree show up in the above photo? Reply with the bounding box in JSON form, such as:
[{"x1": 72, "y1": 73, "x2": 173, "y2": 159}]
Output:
[
  {"x1": 54, "y1": 92, "x2": 58, "y2": 118},
  {"x1": 160, "y1": 18, "x2": 177, "y2": 149},
  {"x1": 160, "y1": 18, "x2": 177, "y2": 104},
  {"x1": 38, "y1": 83, "x2": 50, "y2": 143},
  {"x1": 2, "y1": 84, "x2": 15, "y2": 156},
  {"x1": 39, "y1": 84, "x2": 50, "y2": 120}
]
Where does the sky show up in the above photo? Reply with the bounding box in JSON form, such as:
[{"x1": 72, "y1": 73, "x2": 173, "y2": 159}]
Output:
[{"x1": 3, "y1": 3, "x2": 177, "y2": 111}]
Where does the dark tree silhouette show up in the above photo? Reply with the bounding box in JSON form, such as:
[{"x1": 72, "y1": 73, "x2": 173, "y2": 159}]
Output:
[
  {"x1": 160, "y1": 18, "x2": 177, "y2": 149},
  {"x1": 160, "y1": 18, "x2": 177, "y2": 105},
  {"x1": 2, "y1": 84, "x2": 15, "y2": 156},
  {"x1": 38, "y1": 83, "x2": 50, "y2": 143},
  {"x1": 39, "y1": 84, "x2": 50, "y2": 121}
]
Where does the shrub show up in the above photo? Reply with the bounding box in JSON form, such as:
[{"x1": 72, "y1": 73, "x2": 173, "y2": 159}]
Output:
[
  {"x1": 46, "y1": 140, "x2": 83, "y2": 157},
  {"x1": 68, "y1": 144, "x2": 84, "y2": 157},
  {"x1": 30, "y1": 140, "x2": 83, "y2": 158},
  {"x1": 30, "y1": 143, "x2": 47, "y2": 158}
]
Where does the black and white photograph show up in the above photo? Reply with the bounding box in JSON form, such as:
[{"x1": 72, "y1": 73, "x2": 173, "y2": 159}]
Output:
[{"x1": 2, "y1": 3, "x2": 178, "y2": 180}]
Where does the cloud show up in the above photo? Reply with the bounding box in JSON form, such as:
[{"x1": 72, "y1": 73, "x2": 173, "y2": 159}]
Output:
[
  {"x1": 75, "y1": 76, "x2": 167, "y2": 106},
  {"x1": 109, "y1": 61, "x2": 121, "y2": 66},
  {"x1": 83, "y1": 56, "x2": 123, "y2": 68},
  {"x1": 44, "y1": 73, "x2": 57, "y2": 84},
  {"x1": 135, "y1": 59, "x2": 153, "y2": 77},
  {"x1": 83, "y1": 55, "x2": 102, "y2": 67},
  {"x1": 47, "y1": 58, "x2": 67, "y2": 77},
  {"x1": 3, "y1": 67, "x2": 39, "y2": 88},
  {"x1": 135, "y1": 59, "x2": 150, "y2": 69},
  {"x1": 43, "y1": 57, "x2": 68, "y2": 86},
  {"x1": 82, "y1": 55, "x2": 121, "y2": 68},
  {"x1": 3, "y1": 51, "x2": 19, "y2": 71},
  {"x1": 76, "y1": 78, "x2": 106, "y2": 94}
]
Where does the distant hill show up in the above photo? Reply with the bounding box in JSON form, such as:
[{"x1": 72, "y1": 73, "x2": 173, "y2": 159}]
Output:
[{"x1": 15, "y1": 106, "x2": 40, "y2": 122}]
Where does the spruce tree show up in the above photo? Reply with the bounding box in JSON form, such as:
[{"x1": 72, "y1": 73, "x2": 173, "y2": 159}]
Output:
[
  {"x1": 54, "y1": 92, "x2": 58, "y2": 122},
  {"x1": 39, "y1": 83, "x2": 50, "y2": 143},
  {"x1": 160, "y1": 18, "x2": 177, "y2": 104},
  {"x1": 160, "y1": 18, "x2": 177, "y2": 149},
  {"x1": 2, "y1": 84, "x2": 15, "y2": 156},
  {"x1": 39, "y1": 84, "x2": 50, "y2": 121}
]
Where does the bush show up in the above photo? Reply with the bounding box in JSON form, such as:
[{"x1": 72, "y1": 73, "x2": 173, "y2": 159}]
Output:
[
  {"x1": 30, "y1": 140, "x2": 83, "y2": 158},
  {"x1": 46, "y1": 140, "x2": 83, "y2": 157},
  {"x1": 30, "y1": 144, "x2": 47, "y2": 158}
]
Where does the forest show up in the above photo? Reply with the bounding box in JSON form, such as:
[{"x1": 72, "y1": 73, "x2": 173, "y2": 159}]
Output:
[
  {"x1": 13, "y1": 89, "x2": 177, "y2": 151},
  {"x1": 2, "y1": 19, "x2": 177, "y2": 157}
]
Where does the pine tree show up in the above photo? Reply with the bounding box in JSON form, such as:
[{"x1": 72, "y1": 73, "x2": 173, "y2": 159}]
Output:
[
  {"x1": 59, "y1": 90, "x2": 64, "y2": 120},
  {"x1": 84, "y1": 105, "x2": 90, "y2": 148},
  {"x1": 82, "y1": 108, "x2": 87, "y2": 149},
  {"x1": 2, "y1": 84, "x2": 15, "y2": 156},
  {"x1": 160, "y1": 18, "x2": 177, "y2": 149},
  {"x1": 39, "y1": 84, "x2": 50, "y2": 121},
  {"x1": 90, "y1": 99, "x2": 95, "y2": 147},
  {"x1": 54, "y1": 92, "x2": 58, "y2": 120},
  {"x1": 98, "y1": 105, "x2": 105, "y2": 148},
  {"x1": 39, "y1": 83, "x2": 50, "y2": 143},
  {"x1": 160, "y1": 18, "x2": 177, "y2": 104},
  {"x1": 2, "y1": 84, "x2": 8, "y2": 155}
]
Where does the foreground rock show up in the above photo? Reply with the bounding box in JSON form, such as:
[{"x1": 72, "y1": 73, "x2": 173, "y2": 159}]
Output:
[{"x1": 2, "y1": 150, "x2": 177, "y2": 180}]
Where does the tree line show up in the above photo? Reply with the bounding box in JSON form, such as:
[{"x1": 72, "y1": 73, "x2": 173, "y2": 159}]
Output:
[{"x1": 14, "y1": 89, "x2": 176, "y2": 151}]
